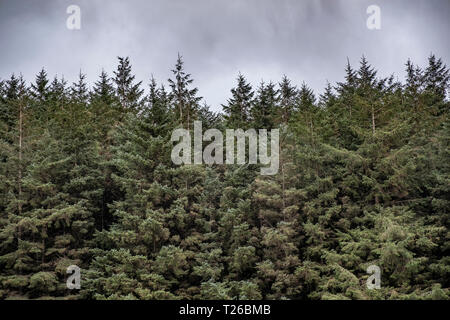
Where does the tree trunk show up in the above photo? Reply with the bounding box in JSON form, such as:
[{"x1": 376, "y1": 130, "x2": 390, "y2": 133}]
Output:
[
  {"x1": 18, "y1": 100, "x2": 23, "y2": 215},
  {"x1": 371, "y1": 105, "x2": 376, "y2": 135}
]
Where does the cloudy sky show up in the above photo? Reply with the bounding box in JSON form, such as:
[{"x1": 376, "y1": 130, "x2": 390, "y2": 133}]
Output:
[{"x1": 0, "y1": 0, "x2": 449, "y2": 111}]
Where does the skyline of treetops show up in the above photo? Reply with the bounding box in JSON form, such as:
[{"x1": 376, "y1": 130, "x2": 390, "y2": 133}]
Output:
[{"x1": 0, "y1": 53, "x2": 448, "y2": 300}]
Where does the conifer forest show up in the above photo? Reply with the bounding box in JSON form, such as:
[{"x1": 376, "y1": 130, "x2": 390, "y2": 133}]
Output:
[{"x1": 0, "y1": 52, "x2": 449, "y2": 300}]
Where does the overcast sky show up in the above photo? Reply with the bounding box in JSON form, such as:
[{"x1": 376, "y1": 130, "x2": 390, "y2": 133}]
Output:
[{"x1": 0, "y1": 0, "x2": 449, "y2": 111}]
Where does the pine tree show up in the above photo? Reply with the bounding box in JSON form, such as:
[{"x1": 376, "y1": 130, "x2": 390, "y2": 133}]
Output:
[
  {"x1": 423, "y1": 54, "x2": 450, "y2": 115},
  {"x1": 253, "y1": 128, "x2": 303, "y2": 298},
  {"x1": 30, "y1": 69, "x2": 50, "y2": 125},
  {"x1": 0, "y1": 75, "x2": 29, "y2": 228},
  {"x1": 424, "y1": 55, "x2": 450, "y2": 102},
  {"x1": 168, "y1": 54, "x2": 202, "y2": 130},
  {"x1": 113, "y1": 57, "x2": 144, "y2": 115},
  {"x1": 405, "y1": 59, "x2": 424, "y2": 101},
  {"x1": 89, "y1": 70, "x2": 121, "y2": 231},
  {"x1": 83, "y1": 76, "x2": 179, "y2": 298},
  {"x1": 251, "y1": 81, "x2": 279, "y2": 129},
  {"x1": 71, "y1": 71, "x2": 89, "y2": 105},
  {"x1": 222, "y1": 74, "x2": 254, "y2": 128},
  {"x1": 278, "y1": 76, "x2": 298, "y2": 124},
  {"x1": 30, "y1": 69, "x2": 50, "y2": 102},
  {"x1": 49, "y1": 76, "x2": 69, "y2": 110},
  {"x1": 146, "y1": 77, "x2": 173, "y2": 135}
]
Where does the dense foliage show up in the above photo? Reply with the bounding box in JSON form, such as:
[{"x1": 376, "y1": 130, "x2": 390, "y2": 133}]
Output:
[{"x1": 0, "y1": 55, "x2": 448, "y2": 300}]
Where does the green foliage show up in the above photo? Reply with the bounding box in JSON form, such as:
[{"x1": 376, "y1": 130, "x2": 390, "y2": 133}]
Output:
[{"x1": 0, "y1": 55, "x2": 449, "y2": 300}]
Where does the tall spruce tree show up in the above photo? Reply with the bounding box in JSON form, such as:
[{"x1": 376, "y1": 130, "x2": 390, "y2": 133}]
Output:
[
  {"x1": 222, "y1": 74, "x2": 254, "y2": 128},
  {"x1": 168, "y1": 54, "x2": 202, "y2": 130},
  {"x1": 113, "y1": 57, "x2": 144, "y2": 115},
  {"x1": 251, "y1": 81, "x2": 279, "y2": 129}
]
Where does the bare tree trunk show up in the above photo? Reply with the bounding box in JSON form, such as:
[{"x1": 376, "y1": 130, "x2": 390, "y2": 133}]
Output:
[
  {"x1": 18, "y1": 101, "x2": 23, "y2": 215},
  {"x1": 180, "y1": 103, "x2": 183, "y2": 126},
  {"x1": 280, "y1": 151, "x2": 286, "y2": 222},
  {"x1": 371, "y1": 105, "x2": 376, "y2": 135},
  {"x1": 42, "y1": 238, "x2": 45, "y2": 264},
  {"x1": 187, "y1": 107, "x2": 190, "y2": 131}
]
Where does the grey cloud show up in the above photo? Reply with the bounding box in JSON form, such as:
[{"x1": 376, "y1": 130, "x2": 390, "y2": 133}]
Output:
[{"x1": 0, "y1": 0, "x2": 449, "y2": 111}]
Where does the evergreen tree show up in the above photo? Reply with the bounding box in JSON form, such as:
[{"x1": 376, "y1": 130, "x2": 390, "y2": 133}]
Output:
[
  {"x1": 318, "y1": 81, "x2": 336, "y2": 109},
  {"x1": 168, "y1": 54, "x2": 202, "y2": 130},
  {"x1": 423, "y1": 54, "x2": 450, "y2": 114},
  {"x1": 251, "y1": 81, "x2": 279, "y2": 129},
  {"x1": 30, "y1": 69, "x2": 50, "y2": 125},
  {"x1": 278, "y1": 76, "x2": 298, "y2": 124},
  {"x1": 71, "y1": 71, "x2": 89, "y2": 105},
  {"x1": 222, "y1": 74, "x2": 254, "y2": 128},
  {"x1": 113, "y1": 57, "x2": 144, "y2": 114}
]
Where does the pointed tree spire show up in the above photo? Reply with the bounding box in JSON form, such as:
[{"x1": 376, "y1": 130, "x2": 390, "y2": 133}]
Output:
[
  {"x1": 424, "y1": 54, "x2": 449, "y2": 101},
  {"x1": 278, "y1": 75, "x2": 297, "y2": 123},
  {"x1": 357, "y1": 55, "x2": 377, "y2": 89},
  {"x1": 222, "y1": 73, "x2": 254, "y2": 128},
  {"x1": 31, "y1": 68, "x2": 49, "y2": 101},
  {"x1": 251, "y1": 80, "x2": 279, "y2": 129},
  {"x1": 92, "y1": 69, "x2": 115, "y2": 105},
  {"x1": 168, "y1": 53, "x2": 202, "y2": 129},
  {"x1": 71, "y1": 70, "x2": 89, "y2": 104},
  {"x1": 113, "y1": 56, "x2": 144, "y2": 113},
  {"x1": 319, "y1": 81, "x2": 335, "y2": 108}
]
